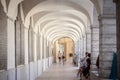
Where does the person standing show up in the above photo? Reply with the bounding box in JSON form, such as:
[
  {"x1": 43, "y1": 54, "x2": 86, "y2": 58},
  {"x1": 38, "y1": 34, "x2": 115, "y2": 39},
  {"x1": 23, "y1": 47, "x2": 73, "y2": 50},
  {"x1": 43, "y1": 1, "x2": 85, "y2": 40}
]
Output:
[
  {"x1": 62, "y1": 55, "x2": 65, "y2": 65},
  {"x1": 58, "y1": 51, "x2": 62, "y2": 63},
  {"x1": 77, "y1": 52, "x2": 88, "y2": 79},
  {"x1": 82, "y1": 53, "x2": 91, "y2": 79}
]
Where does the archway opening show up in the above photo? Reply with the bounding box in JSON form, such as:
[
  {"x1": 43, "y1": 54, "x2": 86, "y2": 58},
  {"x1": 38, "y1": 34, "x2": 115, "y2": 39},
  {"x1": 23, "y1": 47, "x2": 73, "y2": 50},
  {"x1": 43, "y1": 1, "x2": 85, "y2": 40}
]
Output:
[{"x1": 52, "y1": 37, "x2": 75, "y2": 64}]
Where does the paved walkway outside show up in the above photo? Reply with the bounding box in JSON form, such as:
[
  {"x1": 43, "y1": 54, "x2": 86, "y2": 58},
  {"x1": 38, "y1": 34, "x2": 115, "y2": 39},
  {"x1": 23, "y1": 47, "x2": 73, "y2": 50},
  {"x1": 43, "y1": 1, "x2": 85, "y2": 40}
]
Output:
[{"x1": 36, "y1": 63, "x2": 79, "y2": 80}]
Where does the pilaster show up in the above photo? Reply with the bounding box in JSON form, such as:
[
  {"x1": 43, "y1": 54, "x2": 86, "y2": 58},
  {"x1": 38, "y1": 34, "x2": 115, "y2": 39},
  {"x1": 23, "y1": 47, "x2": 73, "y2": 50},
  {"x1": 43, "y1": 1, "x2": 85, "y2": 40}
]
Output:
[
  {"x1": 42, "y1": 35, "x2": 45, "y2": 59},
  {"x1": 36, "y1": 33, "x2": 40, "y2": 60},
  {"x1": 15, "y1": 8, "x2": 25, "y2": 66},
  {"x1": 28, "y1": 27, "x2": 34, "y2": 62},
  {"x1": 43, "y1": 37, "x2": 47, "y2": 58}
]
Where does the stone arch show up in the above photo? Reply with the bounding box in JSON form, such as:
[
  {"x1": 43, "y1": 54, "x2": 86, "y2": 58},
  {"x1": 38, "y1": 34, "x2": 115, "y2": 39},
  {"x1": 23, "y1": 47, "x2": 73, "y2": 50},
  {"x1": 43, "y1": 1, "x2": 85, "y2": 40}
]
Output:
[
  {"x1": 34, "y1": 10, "x2": 87, "y2": 33},
  {"x1": 47, "y1": 31, "x2": 78, "y2": 41},
  {"x1": 34, "y1": 15, "x2": 85, "y2": 37},
  {"x1": 44, "y1": 25, "x2": 81, "y2": 38},
  {"x1": 41, "y1": 21, "x2": 83, "y2": 37},
  {"x1": 51, "y1": 35, "x2": 76, "y2": 45}
]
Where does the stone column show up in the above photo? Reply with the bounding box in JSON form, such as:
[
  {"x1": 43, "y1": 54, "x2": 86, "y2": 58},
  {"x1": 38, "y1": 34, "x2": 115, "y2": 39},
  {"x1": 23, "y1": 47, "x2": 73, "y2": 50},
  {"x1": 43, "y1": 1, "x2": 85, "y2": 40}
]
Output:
[
  {"x1": 75, "y1": 40, "x2": 80, "y2": 66},
  {"x1": 48, "y1": 41, "x2": 52, "y2": 57},
  {"x1": 83, "y1": 37, "x2": 86, "y2": 56},
  {"x1": 36, "y1": 34, "x2": 40, "y2": 60},
  {"x1": 7, "y1": 18, "x2": 16, "y2": 70},
  {"x1": 86, "y1": 32, "x2": 91, "y2": 53},
  {"x1": 15, "y1": 14, "x2": 25, "y2": 66},
  {"x1": 78, "y1": 40, "x2": 81, "y2": 63},
  {"x1": 74, "y1": 41, "x2": 77, "y2": 54},
  {"x1": 24, "y1": 27, "x2": 29, "y2": 64},
  {"x1": 99, "y1": 0, "x2": 116, "y2": 79},
  {"x1": 113, "y1": 0, "x2": 120, "y2": 79},
  {"x1": 42, "y1": 35, "x2": 44, "y2": 59},
  {"x1": 81, "y1": 38, "x2": 84, "y2": 57},
  {"x1": 44, "y1": 37, "x2": 47, "y2": 59},
  {"x1": 79, "y1": 39, "x2": 83, "y2": 59},
  {"x1": 47, "y1": 41, "x2": 50, "y2": 67},
  {"x1": 91, "y1": 27, "x2": 99, "y2": 71},
  {"x1": 46, "y1": 39, "x2": 49, "y2": 58},
  {"x1": 33, "y1": 33, "x2": 37, "y2": 61},
  {"x1": 40, "y1": 34, "x2": 42, "y2": 60},
  {"x1": 28, "y1": 28, "x2": 34, "y2": 62},
  {"x1": 41, "y1": 35, "x2": 45, "y2": 71}
]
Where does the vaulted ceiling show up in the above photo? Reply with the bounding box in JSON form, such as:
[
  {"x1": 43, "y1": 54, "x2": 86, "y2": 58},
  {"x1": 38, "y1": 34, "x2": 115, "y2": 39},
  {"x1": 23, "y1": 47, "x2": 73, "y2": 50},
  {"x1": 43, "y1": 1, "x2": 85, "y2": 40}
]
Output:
[{"x1": 3, "y1": 0, "x2": 102, "y2": 43}]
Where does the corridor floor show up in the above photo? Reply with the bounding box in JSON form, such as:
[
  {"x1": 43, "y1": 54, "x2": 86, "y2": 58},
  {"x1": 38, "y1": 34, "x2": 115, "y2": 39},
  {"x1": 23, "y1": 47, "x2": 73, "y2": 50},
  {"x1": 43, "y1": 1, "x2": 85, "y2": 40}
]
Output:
[{"x1": 36, "y1": 63, "x2": 79, "y2": 80}]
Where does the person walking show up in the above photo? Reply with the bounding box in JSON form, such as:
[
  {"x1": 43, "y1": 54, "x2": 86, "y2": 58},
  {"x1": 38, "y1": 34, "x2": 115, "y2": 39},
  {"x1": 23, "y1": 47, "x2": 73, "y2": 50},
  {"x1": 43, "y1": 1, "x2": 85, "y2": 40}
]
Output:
[
  {"x1": 58, "y1": 51, "x2": 62, "y2": 63},
  {"x1": 62, "y1": 55, "x2": 65, "y2": 65}
]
